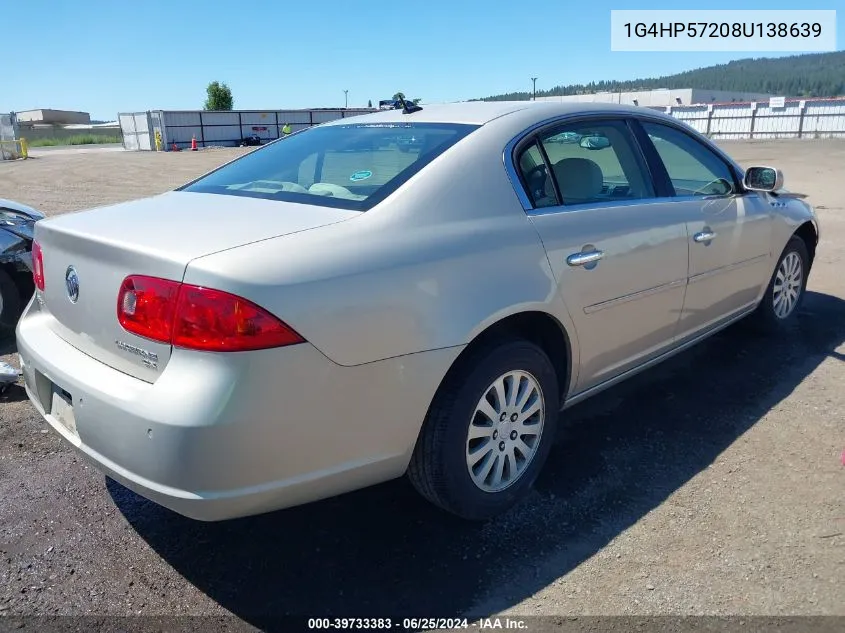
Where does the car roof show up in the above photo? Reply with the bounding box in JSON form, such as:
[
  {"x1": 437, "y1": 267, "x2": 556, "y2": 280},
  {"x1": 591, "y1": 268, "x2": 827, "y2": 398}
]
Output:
[{"x1": 323, "y1": 101, "x2": 657, "y2": 126}]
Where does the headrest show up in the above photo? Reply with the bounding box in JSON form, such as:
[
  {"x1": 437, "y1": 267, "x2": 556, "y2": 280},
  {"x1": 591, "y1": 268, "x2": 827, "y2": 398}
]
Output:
[{"x1": 552, "y1": 157, "x2": 603, "y2": 204}]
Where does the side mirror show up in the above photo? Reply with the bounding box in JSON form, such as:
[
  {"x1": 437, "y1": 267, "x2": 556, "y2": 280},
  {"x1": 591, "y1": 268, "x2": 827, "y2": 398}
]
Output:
[
  {"x1": 579, "y1": 135, "x2": 611, "y2": 150},
  {"x1": 744, "y1": 166, "x2": 784, "y2": 192}
]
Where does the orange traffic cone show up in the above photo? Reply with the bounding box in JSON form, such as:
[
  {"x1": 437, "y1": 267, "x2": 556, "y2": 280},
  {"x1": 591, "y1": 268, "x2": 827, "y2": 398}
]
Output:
[{"x1": 191, "y1": 135, "x2": 198, "y2": 151}]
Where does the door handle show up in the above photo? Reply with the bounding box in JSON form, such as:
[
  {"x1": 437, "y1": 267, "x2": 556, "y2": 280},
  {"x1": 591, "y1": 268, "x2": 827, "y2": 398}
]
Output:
[
  {"x1": 693, "y1": 231, "x2": 717, "y2": 243},
  {"x1": 567, "y1": 250, "x2": 604, "y2": 267}
]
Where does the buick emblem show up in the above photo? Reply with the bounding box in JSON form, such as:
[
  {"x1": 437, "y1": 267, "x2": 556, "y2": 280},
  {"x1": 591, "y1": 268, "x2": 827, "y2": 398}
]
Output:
[{"x1": 65, "y1": 266, "x2": 80, "y2": 303}]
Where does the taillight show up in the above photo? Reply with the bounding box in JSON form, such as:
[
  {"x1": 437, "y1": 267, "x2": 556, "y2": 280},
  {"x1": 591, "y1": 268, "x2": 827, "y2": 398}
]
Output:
[
  {"x1": 116, "y1": 275, "x2": 304, "y2": 352},
  {"x1": 117, "y1": 276, "x2": 180, "y2": 343},
  {"x1": 32, "y1": 241, "x2": 45, "y2": 291}
]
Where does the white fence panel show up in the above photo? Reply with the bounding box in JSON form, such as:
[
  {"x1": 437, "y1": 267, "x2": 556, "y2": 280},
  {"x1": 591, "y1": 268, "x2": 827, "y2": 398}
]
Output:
[
  {"x1": 671, "y1": 108, "x2": 710, "y2": 134},
  {"x1": 657, "y1": 99, "x2": 845, "y2": 139},
  {"x1": 710, "y1": 115, "x2": 753, "y2": 137},
  {"x1": 277, "y1": 111, "x2": 312, "y2": 124},
  {"x1": 240, "y1": 111, "x2": 276, "y2": 125},
  {"x1": 754, "y1": 114, "x2": 801, "y2": 138},
  {"x1": 201, "y1": 112, "x2": 240, "y2": 126},
  {"x1": 167, "y1": 125, "x2": 204, "y2": 144},
  {"x1": 803, "y1": 112, "x2": 845, "y2": 136},
  {"x1": 163, "y1": 111, "x2": 201, "y2": 127},
  {"x1": 0, "y1": 114, "x2": 14, "y2": 142},
  {"x1": 0, "y1": 114, "x2": 17, "y2": 160},
  {"x1": 312, "y1": 110, "x2": 346, "y2": 124},
  {"x1": 118, "y1": 112, "x2": 151, "y2": 151},
  {"x1": 202, "y1": 125, "x2": 242, "y2": 142}
]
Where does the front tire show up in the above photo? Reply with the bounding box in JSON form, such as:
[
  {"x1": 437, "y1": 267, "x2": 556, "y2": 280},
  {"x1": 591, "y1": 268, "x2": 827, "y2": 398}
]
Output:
[
  {"x1": 751, "y1": 236, "x2": 809, "y2": 331},
  {"x1": 408, "y1": 339, "x2": 559, "y2": 521}
]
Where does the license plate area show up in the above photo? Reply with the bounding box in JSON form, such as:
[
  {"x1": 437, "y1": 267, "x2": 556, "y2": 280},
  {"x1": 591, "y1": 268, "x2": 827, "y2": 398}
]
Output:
[{"x1": 49, "y1": 384, "x2": 77, "y2": 437}]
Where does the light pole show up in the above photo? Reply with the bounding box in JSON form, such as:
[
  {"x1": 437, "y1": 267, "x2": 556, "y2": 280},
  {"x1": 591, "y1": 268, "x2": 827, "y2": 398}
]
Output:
[
  {"x1": 531, "y1": 77, "x2": 537, "y2": 101},
  {"x1": 344, "y1": 90, "x2": 348, "y2": 109}
]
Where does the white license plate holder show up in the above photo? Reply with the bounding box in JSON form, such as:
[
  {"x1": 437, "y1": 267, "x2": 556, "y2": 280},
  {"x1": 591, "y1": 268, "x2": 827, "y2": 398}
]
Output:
[{"x1": 51, "y1": 387, "x2": 77, "y2": 436}]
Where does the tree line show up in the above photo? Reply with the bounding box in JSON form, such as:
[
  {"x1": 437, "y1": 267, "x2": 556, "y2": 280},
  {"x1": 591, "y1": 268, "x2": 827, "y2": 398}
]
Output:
[{"x1": 479, "y1": 51, "x2": 845, "y2": 102}]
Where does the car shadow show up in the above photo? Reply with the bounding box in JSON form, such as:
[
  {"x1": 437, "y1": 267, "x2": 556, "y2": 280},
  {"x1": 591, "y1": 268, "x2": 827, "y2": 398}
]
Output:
[
  {"x1": 108, "y1": 290, "x2": 845, "y2": 630},
  {"x1": 0, "y1": 335, "x2": 17, "y2": 356}
]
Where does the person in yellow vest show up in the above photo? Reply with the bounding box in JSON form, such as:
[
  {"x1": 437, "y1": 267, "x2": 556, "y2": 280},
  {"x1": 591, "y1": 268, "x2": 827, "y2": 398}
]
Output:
[{"x1": 282, "y1": 123, "x2": 292, "y2": 136}]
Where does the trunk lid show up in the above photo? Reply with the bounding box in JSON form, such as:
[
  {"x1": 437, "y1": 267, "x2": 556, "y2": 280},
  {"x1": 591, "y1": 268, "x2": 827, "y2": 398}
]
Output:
[{"x1": 35, "y1": 191, "x2": 358, "y2": 382}]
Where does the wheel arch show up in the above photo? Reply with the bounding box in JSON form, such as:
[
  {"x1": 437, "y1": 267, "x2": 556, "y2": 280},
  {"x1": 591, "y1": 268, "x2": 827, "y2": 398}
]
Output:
[
  {"x1": 436, "y1": 310, "x2": 573, "y2": 411},
  {"x1": 793, "y1": 220, "x2": 818, "y2": 269}
]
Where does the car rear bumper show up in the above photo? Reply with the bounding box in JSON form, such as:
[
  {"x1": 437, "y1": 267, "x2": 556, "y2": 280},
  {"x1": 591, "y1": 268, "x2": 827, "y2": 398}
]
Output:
[{"x1": 16, "y1": 301, "x2": 460, "y2": 521}]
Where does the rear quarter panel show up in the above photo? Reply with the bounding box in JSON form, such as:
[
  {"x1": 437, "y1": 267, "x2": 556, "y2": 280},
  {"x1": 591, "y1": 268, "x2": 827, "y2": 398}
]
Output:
[{"x1": 183, "y1": 120, "x2": 577, "y2": 369}]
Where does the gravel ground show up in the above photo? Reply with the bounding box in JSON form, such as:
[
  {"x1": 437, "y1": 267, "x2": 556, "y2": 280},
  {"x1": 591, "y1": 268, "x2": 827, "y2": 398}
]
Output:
[{"x1": 0, "y1": 141, "x2": 843, "y2": 627}]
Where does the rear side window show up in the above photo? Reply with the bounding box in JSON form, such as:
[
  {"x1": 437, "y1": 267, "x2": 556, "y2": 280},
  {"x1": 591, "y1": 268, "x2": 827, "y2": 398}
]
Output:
[
  {"x1": 180, "y1": 123, "x2": 478, "y2": 211},
  {"x1": 640, "y1": 122, "x2": 736, "y2": 196},
  {"x1": 518, "y1": 119, "x2": 654, "y2": 207}
]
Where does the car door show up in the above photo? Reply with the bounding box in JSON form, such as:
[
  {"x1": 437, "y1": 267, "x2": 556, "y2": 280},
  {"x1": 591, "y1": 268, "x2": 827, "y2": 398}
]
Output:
[
  {"x1": 516, "y1": 118, "x2": 689, "y2": 394},
  {"x1": 635, "y1": 120, "x2": 773, "y2": 339}
]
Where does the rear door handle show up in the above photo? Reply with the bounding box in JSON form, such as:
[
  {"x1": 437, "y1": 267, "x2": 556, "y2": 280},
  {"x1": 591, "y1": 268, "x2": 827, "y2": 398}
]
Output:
[
  {"x1": 693, "y1": 231, "x2": 717, "y2": 243},
  {"x1": 567, "y1": 250, "x2": 604, "y2": 267}
]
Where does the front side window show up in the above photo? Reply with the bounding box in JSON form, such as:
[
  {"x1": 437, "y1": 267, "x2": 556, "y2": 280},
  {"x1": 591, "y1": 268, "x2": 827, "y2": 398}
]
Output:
[
  {"x1": 517, "y1": 119, "x2": 654, "y2": 208},
  {"x1": 180, "y1": 123, "x2": 478, "y2": 211},
  {"x1": 640, "y1": 121, "x2": 736, "y2": 197}
]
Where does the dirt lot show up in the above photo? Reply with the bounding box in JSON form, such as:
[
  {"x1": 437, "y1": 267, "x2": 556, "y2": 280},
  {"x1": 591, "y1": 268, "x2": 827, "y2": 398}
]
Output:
[{"x1": 0, "y1": 141, "x2": 843, "y2": 626}]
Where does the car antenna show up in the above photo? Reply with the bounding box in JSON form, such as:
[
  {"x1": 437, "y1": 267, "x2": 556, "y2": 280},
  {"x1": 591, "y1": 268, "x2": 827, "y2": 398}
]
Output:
[{"x1": 395, "y1": 95, "x2": 423, "y2": 114}]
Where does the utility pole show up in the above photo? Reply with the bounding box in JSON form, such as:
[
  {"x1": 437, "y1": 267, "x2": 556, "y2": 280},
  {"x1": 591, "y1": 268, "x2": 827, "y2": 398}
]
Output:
[
  {"x1": 344, "y1": 90, "x2": 349, "y2": 109},
  {"x1": 531, "y1": 77, "x2": 538, "y2": 101}
]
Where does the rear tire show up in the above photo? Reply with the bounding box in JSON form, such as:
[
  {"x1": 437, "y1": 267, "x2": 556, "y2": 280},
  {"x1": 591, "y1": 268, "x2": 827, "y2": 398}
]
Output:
[
  {"x1": 0, "y1": 268, "x2": 22, "y2": 338},
  {"x1": 408, "y1": 339, "x2": 559, "y2": 521},
  {"x1": 750, "y1": 236, "x2": 809, "y2": 331}
]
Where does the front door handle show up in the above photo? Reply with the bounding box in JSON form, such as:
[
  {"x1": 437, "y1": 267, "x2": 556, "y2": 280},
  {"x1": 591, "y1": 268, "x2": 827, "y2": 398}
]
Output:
[
  {"x1": 693, "y1": 231, "x2": 717, "y2": 243},
  {"x1": 567, "y1": 250, "x2": 604, "y2": 267}
]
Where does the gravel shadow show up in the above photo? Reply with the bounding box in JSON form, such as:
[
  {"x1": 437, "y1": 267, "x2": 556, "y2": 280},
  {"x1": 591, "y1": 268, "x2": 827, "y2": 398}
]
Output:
[{"x1": 109, "y1": 290, "x2": 845, "y2": 630}]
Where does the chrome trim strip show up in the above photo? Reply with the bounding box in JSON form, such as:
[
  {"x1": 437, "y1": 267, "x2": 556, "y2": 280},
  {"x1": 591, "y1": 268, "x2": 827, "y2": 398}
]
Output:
[
  {"x1": 583, "y1": 278, "x2": 686, "y2": 314},
  {"x1": 528, "y1": 196, "x2": 668, "y2": 217},
  {"x1": 562, "y1": 303, "x2": 757, "y2": 409},
  {"x1": 688, "y1": 253, "x2": 769, "y2": 284},
  {"x1": 526, "y1": 191, "x2": 753, "y2": 218}
]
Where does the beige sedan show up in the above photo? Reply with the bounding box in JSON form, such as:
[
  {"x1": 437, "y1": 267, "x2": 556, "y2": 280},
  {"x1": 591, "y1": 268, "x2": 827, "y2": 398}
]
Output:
[{"x1": 17, "y1": 101, "x2": 819, "y2": 521}]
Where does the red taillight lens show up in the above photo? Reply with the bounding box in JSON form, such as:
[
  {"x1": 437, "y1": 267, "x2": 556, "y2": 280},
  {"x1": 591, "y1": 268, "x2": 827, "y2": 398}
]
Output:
[
  {"x1": 117, "y1": 276, "x2": 181, "y2": 343},
  {"x1": 116, "y1": 275, "x2": 304, "y2": 352},
  {"x1": 172, "y1": 285, "x2": 304, "y2": 352},
  {"x1": 32, "y1": 241, "x2": 45, "y2": 291}
]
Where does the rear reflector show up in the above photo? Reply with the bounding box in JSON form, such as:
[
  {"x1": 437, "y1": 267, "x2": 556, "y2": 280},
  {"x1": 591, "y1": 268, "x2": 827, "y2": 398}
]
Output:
[
  {"x1": 117, "y1": 275, "x2": 304, "y2": 352},
  {"x1": 32, "y1": 241, "x2": 45, "y2": 291}
]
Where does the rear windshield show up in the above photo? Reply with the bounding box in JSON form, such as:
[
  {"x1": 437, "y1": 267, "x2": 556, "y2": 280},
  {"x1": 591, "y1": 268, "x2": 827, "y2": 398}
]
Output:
[{"x1": 179, "y1": 122, "x2": 479, "y2": 211}]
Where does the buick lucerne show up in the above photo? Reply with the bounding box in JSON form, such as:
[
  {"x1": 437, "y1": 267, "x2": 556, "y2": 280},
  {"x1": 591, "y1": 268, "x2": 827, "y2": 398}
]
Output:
[{"x1": 16, "y1": 102, "x2": 819, "y2": 521}]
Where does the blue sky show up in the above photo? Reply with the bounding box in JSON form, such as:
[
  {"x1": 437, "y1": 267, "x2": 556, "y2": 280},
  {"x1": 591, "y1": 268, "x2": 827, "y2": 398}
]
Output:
[{"x1": 4, "y1": 0, "x2": 842, "y2": 120}]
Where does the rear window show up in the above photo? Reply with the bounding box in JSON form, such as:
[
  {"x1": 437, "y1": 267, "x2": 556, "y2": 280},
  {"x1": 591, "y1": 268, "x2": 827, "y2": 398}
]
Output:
[{"x1": 179, "y1": 122, "x2": 478, "y2": 211}]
